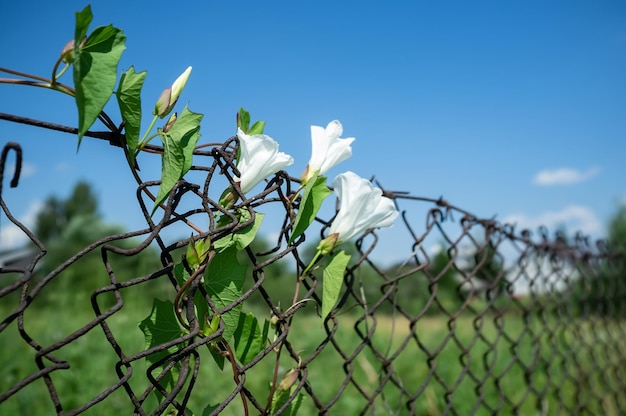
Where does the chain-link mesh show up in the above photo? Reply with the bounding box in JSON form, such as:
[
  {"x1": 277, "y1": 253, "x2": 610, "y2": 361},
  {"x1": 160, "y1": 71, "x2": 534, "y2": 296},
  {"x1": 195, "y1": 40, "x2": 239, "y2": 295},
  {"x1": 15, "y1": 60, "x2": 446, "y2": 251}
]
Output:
[{"x1": 1, "y1": 138, "x2": 624, "y2": 415}]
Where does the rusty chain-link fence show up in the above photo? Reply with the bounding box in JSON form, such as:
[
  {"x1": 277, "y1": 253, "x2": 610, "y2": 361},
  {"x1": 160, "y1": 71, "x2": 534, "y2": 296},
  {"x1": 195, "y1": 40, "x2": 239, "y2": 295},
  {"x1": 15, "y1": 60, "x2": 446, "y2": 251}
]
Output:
[{"x1": 1, "y1": 135, "x2": 625, "y2": 415}]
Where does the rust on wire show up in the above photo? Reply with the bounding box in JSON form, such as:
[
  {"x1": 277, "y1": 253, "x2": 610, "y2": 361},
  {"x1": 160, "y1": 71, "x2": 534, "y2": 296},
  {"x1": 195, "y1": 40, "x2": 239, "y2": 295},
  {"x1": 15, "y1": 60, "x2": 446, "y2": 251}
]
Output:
[{"x1": 0, "y1": 137, "x2": 625, "y2": 415}]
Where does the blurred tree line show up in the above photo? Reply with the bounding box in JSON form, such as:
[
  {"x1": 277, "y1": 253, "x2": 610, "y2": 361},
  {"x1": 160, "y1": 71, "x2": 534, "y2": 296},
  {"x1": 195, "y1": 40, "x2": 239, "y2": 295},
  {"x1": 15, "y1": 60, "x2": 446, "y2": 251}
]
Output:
[
  {"x1": 568, "y1": 205, "x2": 626, "y2": 317},
  {"x1": 29, "y1": 181, "x2": 625, "y2": 320},
  {"x1": 28, "y1": 181, "x2": 162, "y2": 311},
  {"x1": 25, "y1": 181, "x2": 513, "y2": 318}
]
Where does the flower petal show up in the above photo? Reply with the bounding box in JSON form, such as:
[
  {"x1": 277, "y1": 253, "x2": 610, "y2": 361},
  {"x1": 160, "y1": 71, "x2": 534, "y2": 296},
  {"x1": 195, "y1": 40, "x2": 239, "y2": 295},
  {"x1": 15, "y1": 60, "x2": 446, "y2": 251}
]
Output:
[
  {"x1": 328, "y1": 172, "x2": 372, "y2": 240},
  {"x1": 318, "y1": 136, "x2": 354, "y2": 176},
  {"x1": 325, "y1": 120, "x2": 343, "y2": 139},
  {"x1": 308, "y1": 125, "x2": 328, "y2": 171},
  {"x1": 235, "y1": 128, "x2": 294, "y2": 194},
  {"x1": 303, "y1": 120, "x2": 354, "y2": 184},
  {"x1": 328, "y1": 171, "x2": 398, "y2": 244}
]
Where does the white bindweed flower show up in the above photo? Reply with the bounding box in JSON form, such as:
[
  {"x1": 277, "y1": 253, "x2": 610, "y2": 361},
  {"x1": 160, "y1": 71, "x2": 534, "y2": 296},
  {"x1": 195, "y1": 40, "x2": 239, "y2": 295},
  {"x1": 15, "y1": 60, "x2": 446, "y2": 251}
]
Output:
[
  {"x1": 154, "y1": 66, "x2": 192, "y2": 118},
  {"x1": 301, "y1": 120, "x2": 355, "y2": 184},
  {"x1": 235, "y1": 128, "x2": 294, "y2": 194},
  {"x1": 318, "y1": 171, "x2": 399, "y2": 253}
]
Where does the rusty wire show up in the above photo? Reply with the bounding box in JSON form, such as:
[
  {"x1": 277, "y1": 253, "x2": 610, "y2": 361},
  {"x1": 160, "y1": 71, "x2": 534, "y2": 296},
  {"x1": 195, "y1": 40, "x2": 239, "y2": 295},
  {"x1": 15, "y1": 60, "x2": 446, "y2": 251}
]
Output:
[{"x1": 1, "y1": 138, "x2": 625, "y2": 415}]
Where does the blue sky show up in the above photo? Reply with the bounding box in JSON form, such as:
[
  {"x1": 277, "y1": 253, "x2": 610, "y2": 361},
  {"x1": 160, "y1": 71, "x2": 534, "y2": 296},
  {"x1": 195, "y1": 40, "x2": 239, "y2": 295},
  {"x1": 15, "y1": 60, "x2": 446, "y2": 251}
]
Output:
[{"x1": 1, "y1": 1, "x2": 625, "y2": 260}]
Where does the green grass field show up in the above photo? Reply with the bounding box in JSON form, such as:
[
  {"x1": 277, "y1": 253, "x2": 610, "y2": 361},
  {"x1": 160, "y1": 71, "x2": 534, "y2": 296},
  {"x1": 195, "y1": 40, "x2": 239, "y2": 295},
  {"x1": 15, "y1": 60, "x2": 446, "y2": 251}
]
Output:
[{"x1": 1, "y1": 292, "x2": 624, "y2": 415}]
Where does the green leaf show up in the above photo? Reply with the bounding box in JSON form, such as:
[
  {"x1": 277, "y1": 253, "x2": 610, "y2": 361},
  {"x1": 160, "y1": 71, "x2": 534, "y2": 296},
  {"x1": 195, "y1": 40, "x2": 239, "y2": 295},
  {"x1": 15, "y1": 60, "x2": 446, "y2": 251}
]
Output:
[
  {"x1": 138, "y1": 298, "x2": 185, "y2": 400},
  {"x1": 238, "y1": 107, "x2": 250, "y2": 132},
  {"x1": 248, "y1": 120, "x2": 265, "y2": 135},
  {"x1": 214, "y1": 210, "x2": 264, "y2": 252},
  {"x1": 177, "y1": 108, "x2": 203, "y2": 175},
  {"x1": 204, "y1": 247, "x2": 246, "y2": 339},
  {"x1": 321, "y1": 250, "x2": 351, "y2": 321},
  {"x1": 73, "y1": 20, "x2": 126, "y2": 148},
  {"x1": 139, "y1": 298, "x2": 184, "y2": 361},
  {"x1": 207, "y1": 344, "x2": 225, "y2": 371},
  {"x1": 151, "y1": 105, "x2": 203, "y2": 215},
  {"x1": 202, "y1": 403, "x2": 220, "y2": 416},
  {"x1": 237, "y1": 108, "x2": 266, "y2": 135},
  {"x1": 116, "y1": 66, "x2": 146, "y2": 166},
  {"x1": 233, "y1": 313, "x2": 270, "y2": 365},
  {"x1": 74, "y1": 5, "x2": 92, "y2": 44},
  {"x1": 289, "y1": 173, "x2": 332, "y2": 244},
  {"x1": 271, "y1": 390, "x2": 304, "y2": 416},
  {"x1": 152, "y1": 129, "x2": 184, "y2": 214}
]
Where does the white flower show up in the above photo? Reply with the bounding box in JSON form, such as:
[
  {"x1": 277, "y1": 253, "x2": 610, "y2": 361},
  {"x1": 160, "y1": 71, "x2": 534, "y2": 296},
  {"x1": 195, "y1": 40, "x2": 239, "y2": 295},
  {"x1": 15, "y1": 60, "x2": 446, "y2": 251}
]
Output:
[
  {"x1": 319, "y1": 171, "x2": 398, "y2": 253},
  {"x1": 154, "y1": 66, "x2": 192, "y2": 118},
  {"x1": 301, "y1": 120, "x2": 355, "y2": 184},
  {"x1": 235, "y1": 128, "x2": 294, "y2": 194}
]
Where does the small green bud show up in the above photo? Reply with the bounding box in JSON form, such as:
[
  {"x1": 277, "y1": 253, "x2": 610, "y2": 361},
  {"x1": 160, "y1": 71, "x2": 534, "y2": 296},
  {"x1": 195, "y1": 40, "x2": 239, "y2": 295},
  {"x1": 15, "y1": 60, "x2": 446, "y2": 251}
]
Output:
[
  {"x1": 60, "y1": 40, "x2": 75, "y2": 64},
  {"x1": 316, "y1": 233, "x2": 339, "y2": 255},
  {"x1": 60, "y1": 37, "x2": 86, "y2": 64},
  {"x1": 219, "y1": 185, "x2": 239, "y2": 210},
  {"x1": 163, "y1": 112, "x2": 177, "y2": 133},
  {"x1": 185, "y1": 234, "x2": 211, "y2": 271},
  {"x1": 201, "y1": 314, "x2": 221, "y2": 337}
]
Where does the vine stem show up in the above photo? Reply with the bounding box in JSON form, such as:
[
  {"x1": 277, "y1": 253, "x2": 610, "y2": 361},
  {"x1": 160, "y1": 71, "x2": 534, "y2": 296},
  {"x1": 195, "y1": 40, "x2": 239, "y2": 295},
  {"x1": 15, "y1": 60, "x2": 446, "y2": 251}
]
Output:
[
  {"x1": 264, "y1": 250, "x2": 322, "y2": 413},
  {"x1": 220, "y1": 340, "x2": 249, "y2": 416},
  {"x1": 50, "y1": 56, "x2": 66, "y2": 84},
  {"x1": 173, "y1": 255, "x2": 212, "y2": 330},
  {"x1": 0, "y1": 78, "x2": 75, "y2": 96},
  {"x1": 136, "y1": 115, "x2": 159, "y2": 156},
  {"x1": 0, "y1": 66, "x2": 51, "y2": 83},
  {"x1": 264, "y1": 340, "x2": 284, "y2": 414},
  {"x1": 289, "y1": 184, "x2": 305, "y2": 204},
  {"x1": 173, "y1": 252, "x2": 248, "y2": 416}
]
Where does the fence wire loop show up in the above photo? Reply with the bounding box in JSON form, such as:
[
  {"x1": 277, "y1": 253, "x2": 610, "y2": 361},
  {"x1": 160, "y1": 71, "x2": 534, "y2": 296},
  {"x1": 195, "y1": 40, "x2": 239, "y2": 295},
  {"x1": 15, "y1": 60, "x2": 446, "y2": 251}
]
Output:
[{"x1": 1, "y1": 140, "x2": 625, "y2": 415}]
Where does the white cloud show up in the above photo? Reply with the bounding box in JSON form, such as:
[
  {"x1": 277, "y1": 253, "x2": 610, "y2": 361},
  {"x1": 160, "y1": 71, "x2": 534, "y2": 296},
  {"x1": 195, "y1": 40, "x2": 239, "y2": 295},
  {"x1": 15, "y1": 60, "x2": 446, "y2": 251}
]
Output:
[
  {"x1": 56, "y1": 162, "x2": 70, "y2": 172},
  {"x1": 6, "y1": 162, "x2": 37, "y2": 179},
  {"x1": 533, "y1": 167, "x2": 600, "y2": 186},
  {"x1": 0, "y1": 200, "x2": 43, "y2": 249},
  {"x1": 503, "y1": 205, "x2": 602, "y2": 236}
]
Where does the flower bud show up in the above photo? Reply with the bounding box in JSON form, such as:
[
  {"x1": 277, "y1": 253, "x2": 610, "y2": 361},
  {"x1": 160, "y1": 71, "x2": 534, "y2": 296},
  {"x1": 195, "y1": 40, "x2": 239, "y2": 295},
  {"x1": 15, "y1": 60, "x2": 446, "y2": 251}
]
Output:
[
  {"x1": 163, "y1": 112, "x2": 177, "y2": 133},
  {"x1": 185, "y1": 234, "x2": 211, "y2": 271},
  {"x1": 60, "y1": 37, "x2": 87, "y2": 64},
  {"x1": 218, "y1": 185, "x2": 239, "y2": 210},
  {"x1": 201, "y1": 313, "x2": 221, "y2": 337},
  {"x1": 316, "y1": 233, "x2": 339, "y2": 255},
  {"x1": 277, "y1": 368, "x2": 299, "y2": 392},
  {"x1": 153, "y1": 66, "x2": 192, "y2": 118}
]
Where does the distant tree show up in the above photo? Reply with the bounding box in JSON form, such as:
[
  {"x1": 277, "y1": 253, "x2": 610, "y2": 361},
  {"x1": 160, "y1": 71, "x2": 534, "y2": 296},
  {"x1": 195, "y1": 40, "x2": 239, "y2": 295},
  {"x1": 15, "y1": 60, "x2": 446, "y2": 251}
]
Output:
[
  {"x1": 570, "y1": 205, "x2": 626, "y2": 317},
  {"x1": 608, "y1": 205, "x2": 626, "y2": 251},
  {"x1": 31, "y1": 182, "x2": 161, "y2": 309},
  {"x1": 427, "y1": 247, "x2": 467, "y2": 313},
  {"x1": 466, "y1": 241, "x2": 507, "y2": 301},
  {"x1": 34, "y1": 181, "x2": 98, "y2": 243}
]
